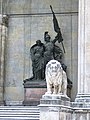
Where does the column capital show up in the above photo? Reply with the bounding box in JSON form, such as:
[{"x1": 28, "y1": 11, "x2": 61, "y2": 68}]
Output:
[{"x1": 0, "y1": 14, "x2": 9, "y2": 27}]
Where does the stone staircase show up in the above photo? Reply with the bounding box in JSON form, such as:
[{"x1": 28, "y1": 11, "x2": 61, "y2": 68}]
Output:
[{"x1": 0, "y1": 106, "x2": 40, "y2": 120}]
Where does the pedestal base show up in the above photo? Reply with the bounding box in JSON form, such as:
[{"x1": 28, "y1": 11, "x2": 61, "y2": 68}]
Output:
[
  {"x1": 39, "y1": 94, "x2": 72, "y2": 120},
  {"x1": 23, "y1": 80, "x2": 47, "y2": 106},
  {"x1": 73, "y1": 94, "x2": 90, "y2": 108},
  {"x1": 40, "y1": 94, "x2": 70, "y2": 106},
  {"x1": 23, "y1": 77, "x2": 72, "y2": 106},
  {"x1": 23, "y1": 88, "x2": 47, "y2": 106}
]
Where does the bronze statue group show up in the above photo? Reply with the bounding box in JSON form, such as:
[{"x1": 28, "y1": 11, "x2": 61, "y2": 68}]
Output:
[
  {"x1": 30, "y1": 31, "x2": 66, "y2": 81},
  {"x1": 30, "y1": 5, "x2": 66, "y2": 81}
]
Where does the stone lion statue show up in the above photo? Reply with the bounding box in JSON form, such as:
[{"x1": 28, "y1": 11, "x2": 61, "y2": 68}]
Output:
[{"x1": 45, "y1": 60, "x2": 67, "y2": 95}]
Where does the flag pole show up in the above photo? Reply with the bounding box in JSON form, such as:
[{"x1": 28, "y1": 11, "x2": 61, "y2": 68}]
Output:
[{"x1": 50, "y1": 5, "x2": 66, "y2": 53}]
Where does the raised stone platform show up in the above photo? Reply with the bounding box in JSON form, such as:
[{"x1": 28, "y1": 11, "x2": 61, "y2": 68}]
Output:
[
  {"x1": 23, "y1": 78, "x2": 72, "y2": 106},
  {"x1": 39, "y1": 94, "x2": 72, "y2": 120}
]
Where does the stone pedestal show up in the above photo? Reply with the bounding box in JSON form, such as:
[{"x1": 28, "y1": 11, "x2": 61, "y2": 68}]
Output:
[
  {"x1": 23, "y1": 80, "x2": 47, "y2": 105},
  {"x1": 41, "y1": 94, "x2": 70, "y2": 105},
  {"x1": 39, "y1": 94, "x2": 72, "y2": 120},
  {"x1": 72, "y1": 109, "x2": 90, "y2": 120},
  {"x1": 23, "y1": 78, "x2": 72, "y2": 106}
]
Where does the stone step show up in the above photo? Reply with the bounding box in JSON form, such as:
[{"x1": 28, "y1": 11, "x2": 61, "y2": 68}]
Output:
[
  {"x1": 0, "y1": 110, "x2": 39, "y2": 113},
  {"x1": 0, "y1": 106, "x2": 39, "y2": 111},
  {"x1": 0, "y1": 106, "x2": 40, "y2": 120},
  {"x1": 0, "y1": 106, "x2": 39, "y2": 109},
  {"x1": 0, "y1": 114, "x2": 39, "y2": 116},
  {"x1": 0, "y1": 117, "x2": 39, "y2": 120}
]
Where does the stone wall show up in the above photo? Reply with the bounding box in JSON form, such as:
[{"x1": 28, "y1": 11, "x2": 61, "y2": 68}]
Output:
[{"x1": 2, "y1": 0, "x2": 78, "y2": 105}]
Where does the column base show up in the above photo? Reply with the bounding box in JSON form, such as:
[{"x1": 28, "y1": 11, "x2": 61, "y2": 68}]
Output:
[{"x1": 73, "y1": 94, "x2": 90, "y2": 108}]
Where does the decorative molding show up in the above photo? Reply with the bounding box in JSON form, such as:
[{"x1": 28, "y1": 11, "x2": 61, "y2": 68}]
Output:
[{"x1": 0, "y1": 14, "x2": 8, "y2": 27}]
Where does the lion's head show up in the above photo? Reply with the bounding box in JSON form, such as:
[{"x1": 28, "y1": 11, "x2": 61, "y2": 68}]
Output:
[{"x1": 46, "y1": 60, "x2": 62, "y2": 76}]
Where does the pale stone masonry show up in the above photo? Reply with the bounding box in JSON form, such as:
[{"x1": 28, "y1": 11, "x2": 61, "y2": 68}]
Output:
[
  {"x1": 1, "y1": 0, "x2": 90, "y2": 120},
  {"x1": 3, "y1": 0, "x2": 78, "y2": 105},
  {"x1": 0, "y1": 15, "x2": 8, "y2": 105},
  {"x1": 39, "y1": 0, "x2": 90, "y2": 119},
  {"x1": 75, "y1": 0, "x2": 90, "y2": 106}
]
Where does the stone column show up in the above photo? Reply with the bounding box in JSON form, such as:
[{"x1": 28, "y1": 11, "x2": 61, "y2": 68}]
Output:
[
  {"x1": 0, "y1": 15, "x2": 8, "y2": 105},
  {"x1": 75, "y1": 0, "x2": 90, "y2": 107}
]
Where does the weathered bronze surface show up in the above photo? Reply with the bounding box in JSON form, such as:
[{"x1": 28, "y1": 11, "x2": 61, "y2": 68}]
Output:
[{"x1": 23, "y1": 6, "x2": 72, "y2": 105}]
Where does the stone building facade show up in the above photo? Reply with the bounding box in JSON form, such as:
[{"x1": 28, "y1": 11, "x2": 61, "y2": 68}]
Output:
[
  {"x1": 1, "y1": 0, "x2": 90, "y2": 119},
  {"x1": 0, "y1": 0, "x2": 78, "y2": 106}
]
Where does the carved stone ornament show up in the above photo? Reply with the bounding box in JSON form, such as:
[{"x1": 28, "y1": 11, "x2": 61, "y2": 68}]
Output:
[
  {"x1": 0, "y1": 14, "x2": 8, "y2": 27},
  {"x1": 1, "y1": 15, "x2": 9, "y2": 27}
]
